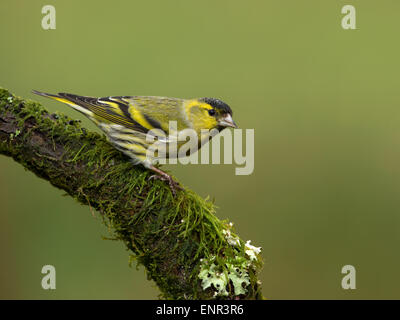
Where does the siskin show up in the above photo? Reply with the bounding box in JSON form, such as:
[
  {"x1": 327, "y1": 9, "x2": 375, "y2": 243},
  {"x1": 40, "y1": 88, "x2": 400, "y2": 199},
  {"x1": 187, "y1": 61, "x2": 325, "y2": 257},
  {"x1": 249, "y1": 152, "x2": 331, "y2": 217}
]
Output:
[{"x1": 32, "y1": 90, "x2": 237, "y2": 193}]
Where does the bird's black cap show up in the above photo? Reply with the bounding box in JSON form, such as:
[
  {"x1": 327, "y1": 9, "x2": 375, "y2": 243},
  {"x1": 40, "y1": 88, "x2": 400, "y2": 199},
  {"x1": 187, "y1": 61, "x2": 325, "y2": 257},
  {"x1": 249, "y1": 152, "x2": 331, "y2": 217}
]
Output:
[{"x1": 200, "y1": 97, "x2": 232, "y2": 115}]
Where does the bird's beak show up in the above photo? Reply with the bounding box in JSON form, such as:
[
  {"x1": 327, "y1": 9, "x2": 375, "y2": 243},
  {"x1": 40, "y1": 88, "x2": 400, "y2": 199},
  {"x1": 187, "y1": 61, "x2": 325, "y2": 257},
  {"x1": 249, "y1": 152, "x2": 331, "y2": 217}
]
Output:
[{"x1": 218, "y1": 114, "x2": 237, "y2": 128}]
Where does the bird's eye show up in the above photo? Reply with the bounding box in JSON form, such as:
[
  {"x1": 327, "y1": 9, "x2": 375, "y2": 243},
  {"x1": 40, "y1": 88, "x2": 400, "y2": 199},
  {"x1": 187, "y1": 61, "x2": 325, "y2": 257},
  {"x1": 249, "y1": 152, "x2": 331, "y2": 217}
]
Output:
[{"x1": 208, "y1": 109, "x2": 216, "y2": 116}]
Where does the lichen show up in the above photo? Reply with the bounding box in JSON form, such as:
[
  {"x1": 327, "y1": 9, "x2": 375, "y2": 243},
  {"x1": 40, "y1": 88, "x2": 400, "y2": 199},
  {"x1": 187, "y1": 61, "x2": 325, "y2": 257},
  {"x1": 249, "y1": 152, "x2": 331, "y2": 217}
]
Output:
[
  {"x1": 245, "y1": 240, "x2": 262, "y2": 262},
  {"x1": 198, "y1": 222, "x2": 262, "y2": 298}
]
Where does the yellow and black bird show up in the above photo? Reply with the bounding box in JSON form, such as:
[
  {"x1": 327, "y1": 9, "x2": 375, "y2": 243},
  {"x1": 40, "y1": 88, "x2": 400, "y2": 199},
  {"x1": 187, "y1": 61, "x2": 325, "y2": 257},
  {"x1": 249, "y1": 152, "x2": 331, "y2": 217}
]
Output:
[{"x1": 32, "y1": 90, "x2": 237, "y2": 193}]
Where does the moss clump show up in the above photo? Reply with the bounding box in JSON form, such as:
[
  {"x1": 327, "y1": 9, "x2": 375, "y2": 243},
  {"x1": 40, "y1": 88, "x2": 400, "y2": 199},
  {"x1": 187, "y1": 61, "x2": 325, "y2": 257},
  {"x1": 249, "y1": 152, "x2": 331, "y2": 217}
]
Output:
[{"x1": 0, "y1": 87, "x2": 264, "y2": 299}]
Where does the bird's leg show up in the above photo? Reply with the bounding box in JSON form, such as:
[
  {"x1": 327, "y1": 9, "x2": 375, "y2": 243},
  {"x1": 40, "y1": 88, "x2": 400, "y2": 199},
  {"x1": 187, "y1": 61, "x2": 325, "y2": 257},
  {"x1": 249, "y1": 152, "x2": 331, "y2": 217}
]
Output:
[{"x1": 148, "y1": 165, "x2": 182, "y2": 196}]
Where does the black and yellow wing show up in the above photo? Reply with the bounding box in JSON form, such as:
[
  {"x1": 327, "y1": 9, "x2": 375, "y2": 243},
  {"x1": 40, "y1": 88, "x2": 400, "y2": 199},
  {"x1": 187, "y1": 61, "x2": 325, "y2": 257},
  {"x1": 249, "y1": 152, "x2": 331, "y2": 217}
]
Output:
[{"x1": 32, "y1": 90, "x2": 150, "y2": 133}]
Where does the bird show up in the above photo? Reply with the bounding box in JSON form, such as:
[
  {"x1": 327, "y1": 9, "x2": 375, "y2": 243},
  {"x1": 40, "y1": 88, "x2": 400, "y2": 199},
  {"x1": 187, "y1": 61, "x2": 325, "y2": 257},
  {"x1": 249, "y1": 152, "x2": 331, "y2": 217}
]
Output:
[{"x1": 32, "y1": 90, "x2": 237, "y2": 194}]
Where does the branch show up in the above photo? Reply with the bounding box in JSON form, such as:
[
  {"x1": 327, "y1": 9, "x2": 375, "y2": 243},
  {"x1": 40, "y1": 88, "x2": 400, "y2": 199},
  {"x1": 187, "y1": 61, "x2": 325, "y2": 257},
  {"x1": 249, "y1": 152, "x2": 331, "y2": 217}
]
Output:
[{"x1": 0, "y1": 87, "x2": 263, "y2": 299}]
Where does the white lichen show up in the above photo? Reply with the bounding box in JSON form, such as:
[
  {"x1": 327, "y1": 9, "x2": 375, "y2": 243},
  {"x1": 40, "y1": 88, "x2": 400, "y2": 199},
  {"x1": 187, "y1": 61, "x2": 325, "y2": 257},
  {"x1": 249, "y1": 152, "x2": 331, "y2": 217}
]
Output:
[
  {"x1": 245, "y1": 240, "x2": 262, "y2": 261},
  {"x1": 198, "y1": 222, "x2": 262, "y2": 297},
  {"x1": 227, "y1": 264, "x2": 250, "y2": 296},
  {"x1": 198, "y1": 262, "x2": 229, "y2": 296},
  {"x1": 222, "y1": 229, "x2": 240, "y2": 246},
  {"x1": 198, "y1": 256, "x2": 252, "y2": 297}
]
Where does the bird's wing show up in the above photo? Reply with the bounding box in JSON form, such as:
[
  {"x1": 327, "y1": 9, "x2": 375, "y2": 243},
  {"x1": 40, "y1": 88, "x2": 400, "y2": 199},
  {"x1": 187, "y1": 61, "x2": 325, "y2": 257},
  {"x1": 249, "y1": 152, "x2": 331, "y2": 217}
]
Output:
[
  {"x1": 124, "y1": 96, "x2": 189, "y2": 133},
  {"x1": 32, "y1": 90, "x2": 151, "y2": 133}
]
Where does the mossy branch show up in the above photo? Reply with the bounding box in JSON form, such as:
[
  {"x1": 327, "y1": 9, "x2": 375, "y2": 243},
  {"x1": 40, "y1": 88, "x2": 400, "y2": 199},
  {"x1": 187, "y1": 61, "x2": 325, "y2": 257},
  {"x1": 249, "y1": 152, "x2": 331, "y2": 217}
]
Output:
[{"x1": 0, "y1": 87, "x2": 263, "y2": 300}]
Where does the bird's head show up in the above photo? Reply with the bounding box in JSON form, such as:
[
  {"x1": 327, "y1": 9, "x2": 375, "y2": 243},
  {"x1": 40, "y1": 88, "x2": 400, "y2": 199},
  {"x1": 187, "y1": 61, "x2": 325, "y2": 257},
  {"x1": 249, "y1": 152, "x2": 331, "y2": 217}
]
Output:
[{"x1": 187, "y1": 97, "x2": 237, "y2": 132}]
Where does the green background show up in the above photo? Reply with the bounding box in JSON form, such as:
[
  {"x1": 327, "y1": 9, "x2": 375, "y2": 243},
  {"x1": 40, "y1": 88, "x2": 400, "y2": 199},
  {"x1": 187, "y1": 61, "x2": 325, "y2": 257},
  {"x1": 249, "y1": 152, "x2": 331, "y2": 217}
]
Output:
[{"x1": 1, "y1": 0, "x2": 400, "y2": 299}]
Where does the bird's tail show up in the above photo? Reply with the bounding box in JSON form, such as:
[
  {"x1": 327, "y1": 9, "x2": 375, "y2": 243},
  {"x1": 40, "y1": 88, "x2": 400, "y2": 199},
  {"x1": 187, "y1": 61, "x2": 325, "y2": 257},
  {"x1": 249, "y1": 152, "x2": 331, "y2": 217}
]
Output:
[{"x1": 32, "y1": 90, "x2": 93, "y2": 116}]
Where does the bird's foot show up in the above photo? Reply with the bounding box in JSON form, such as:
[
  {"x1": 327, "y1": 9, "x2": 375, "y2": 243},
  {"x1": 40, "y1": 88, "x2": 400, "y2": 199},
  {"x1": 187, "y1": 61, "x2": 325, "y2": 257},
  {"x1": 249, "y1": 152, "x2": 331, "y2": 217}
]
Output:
[{"x1": 149, "y1": 166, "x2": 182, "y2": 196}]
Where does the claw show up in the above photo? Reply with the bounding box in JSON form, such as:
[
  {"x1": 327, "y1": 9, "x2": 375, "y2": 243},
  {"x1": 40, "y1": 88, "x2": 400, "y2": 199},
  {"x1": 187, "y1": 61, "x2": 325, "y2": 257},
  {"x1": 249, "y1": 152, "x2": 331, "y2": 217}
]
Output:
[{"x1": 149, "y1": 166, "x2": 182, "y2": 196}]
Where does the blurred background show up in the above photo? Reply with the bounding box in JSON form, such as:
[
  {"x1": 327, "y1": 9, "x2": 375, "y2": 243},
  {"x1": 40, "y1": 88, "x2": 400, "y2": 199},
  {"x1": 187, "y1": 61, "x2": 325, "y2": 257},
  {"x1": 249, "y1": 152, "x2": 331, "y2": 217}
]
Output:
[{"x1": 1, "y1": 0, "x2": 400, "y2": 299}]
